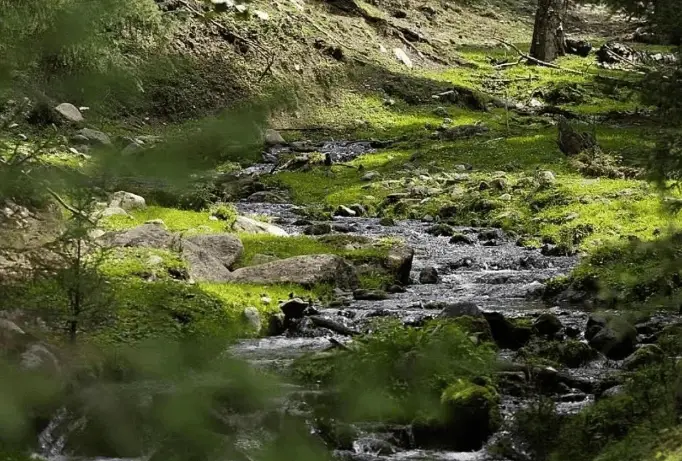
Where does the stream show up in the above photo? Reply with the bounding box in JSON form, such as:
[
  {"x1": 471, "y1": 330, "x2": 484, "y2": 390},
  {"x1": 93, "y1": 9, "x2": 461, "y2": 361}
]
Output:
[{"x1": 37, "y1": 142, "x2": 628, "y2": 461}]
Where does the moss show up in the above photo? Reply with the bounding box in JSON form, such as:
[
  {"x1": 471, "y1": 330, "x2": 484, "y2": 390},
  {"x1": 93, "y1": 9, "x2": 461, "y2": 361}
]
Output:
[
  {"x1": 99, "y1": 248, "x2": 188, "y2": 280},
  {"x1": 102, "y1": 206, "x2": 228, "y2": 234},
  {"x1": 517, "y1": 339, "x2": 597, "y2": 368},
  {"x1": 237, "y1": 234, "x2": 390, "y2": 268}
]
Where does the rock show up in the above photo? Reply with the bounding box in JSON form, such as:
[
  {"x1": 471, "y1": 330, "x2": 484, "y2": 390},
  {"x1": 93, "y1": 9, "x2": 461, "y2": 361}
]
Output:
[
  {"x1": 379, "y1": 217, "x2": 396, "y2": 226},
  {"x1": 253, "y1": 9, "x2": 269, "y2": 20},
  {"x1": 491, "y1": 178, "x2": 508, "y2": 190},
  {"x1": 565, "y1": 326, "x2": 581, "y2": 338},
  {"x1": 229, "y1": 255, "x2": 359, "y2": 289},
  {"x1": 349, "y1": 204, "x2": 366, "y2": 216},
  {"x1": 280, "y1": 298, "x2": 309, "y2": 320},
  {"x1": 387, "y1": 284, "x2": 407, "y2": 294},
  {"x1": 243, "y1": 307, "x2": 262, "y2": 331},
  {"x1": 600, "y1": 384, "x2": 626, "y2": 399},
  {"x1": 121, "y1": 142, "x2": 142, "y2": 155},
  {"x1": 533, "y1": 313, "x2": 563, "y2": 337},
  {"x1": 109, "y1": 191, "x2": 146, "y2": 211},
  {"x1": 449, "y1": 233, "x2": 474, "y2": 245},
  {"x1": 20, "y1": 344, "x2": 60, "y2": 373},
  {"x1": 362, "y1": 171, "x2": 380, "y2": 181},
  {"x1": 353, "y1": 289, "x2": 388, "y2": 301},
  {"x1": 0, "y1": 319, "x2": 26, "y2": 351},
  {"x1": 565, "y1": 38, "x2": 592, "y2": 57},
  {"x1": 622, "y1": 344, "x2": 664, "y2": 370},
  {"x1": 393, "y1": 48, "x2": 413, "y2": 68},
  {"x1": 304, "y1": 223, "x2": 332, "y2": 235},
  {"x1": 264, "y1": 129, "x2": 286, "y2": 146},
  {"x1": 146, "y1": 255, "x2": 164, "y2": 266},
  {"x1": 537, "y1": 170, "x2": 556, "y2": 186},
  {"x1": 246, "y1": 191, "x2": 289, "y2": 204},
  {"x1": 212, "y1": 0, "x2": 235, "y2": 11},
  {"x1": 523, "y1": 281, "x2": 545, "y2": 297},
  {"x1": 585, "y1": 314, "x2": 637, "y2": 360},
  {"x1": 233, "y1": 216, "x2": 288, "y2": 236},
  {"x1": 267, "y1": 313, "x2": 286, "y2": 336},
  {"x1": 97, "y1": 207, "x2": 129, "y2": 218},
  {"x1": 103, "y1": 224, "x2": 177, "y2": 249},
  {"x1": 334, "y1": 205, "x2": 356, "y2": 217},
  {"x1": 433, "y1": 106, "x2": 449, "y2": 117},
  {"x1": 145, "y1": 219, "x2": 166, "y2": 227},
  {"x1": 55, "y1": 103, "x2": 83, "y2": 123},
  {"x1": 183, "y1": 234, "x2": 243, "y2": 269},
  {"x1": 332, "y1": 223, "x2": 357, "y2": 233},
  {"x1": 435, "y1": 302, "x2": 483, "y2": 318},
  {"x1": 478, "y1": 229, "x2": 505, "y2": 241},
  {"x1": 180, "y1": 239, "x2": 233, "y2": 282},
  {"x1": 427, "y1": 224, "x2": 455, "y2": 237},
  {"x1": 478, "y1": 181, "x2": 490, "y2": 191},
  {"x1": 78, "y1": 128, "x2": 111, "y2": 146},
  {"x1": 413, "y1": 380, "x2": 500, "y2": 450},
  {"x1": 483, "y1": 312, "x2": 532, "y2": 350},
  {"x1": 385, "y1": 246, "x2": 414, "y2": 286},
  {"x1": 419, "y1": 267, "x2": 439, "y2": 284},
  {"x1": 499, "y1": 193, "x2": 512, "y2": 201}
]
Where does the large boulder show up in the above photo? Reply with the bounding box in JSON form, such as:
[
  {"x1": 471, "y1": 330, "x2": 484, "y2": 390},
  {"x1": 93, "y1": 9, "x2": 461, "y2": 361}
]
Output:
[
  {"x1": 434, "y1": 302, "x2": 483, "y2": 318},
  {"x1": 413, "y1": 379, "x2": 500, "y2": 450},
  {"x1": 483, "y1": 312, "x2": 532, "y2": 350},
  {"x1": 622, "y1": 344, "x2": 664, "y2": 371},
  {"x1": 103, "y1": 224, "x2": 177, "y2": 250},
  {"x1": 78, "y1": 128, "x2": 112, "y2": 146},
  {"x1": 585, "y1": 314, "x2": 637, "y2": 360},
  {"x1": 232, "y1": 216, "x2": 288, "y2": 236},
  {"x1": 183, "y1": 234, "x2": 243, "y2": 269},
  {"x1": 109, "y1": 191, "x2": 146, "y2": 211},
  {"x1": 55, "y1": 103, "x2": 84, "y2": 123},
  {"x1": 179, "y1": 239, "x2": 232, "y2": 282},
  {"x1": 228, "y1": 254, "x2": 358, "y2": 289},
  {"x1": 533, "y1": 313, "x2": 563, "y2": 337},
  {"x1": 384, "y1": 246, "x2": 414, "y2": 286}
]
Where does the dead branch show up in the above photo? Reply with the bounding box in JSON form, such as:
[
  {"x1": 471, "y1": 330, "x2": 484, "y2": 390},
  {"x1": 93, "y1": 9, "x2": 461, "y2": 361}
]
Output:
[{"x1": 492, "y1": 37, "x2": 586, "y2": 75}]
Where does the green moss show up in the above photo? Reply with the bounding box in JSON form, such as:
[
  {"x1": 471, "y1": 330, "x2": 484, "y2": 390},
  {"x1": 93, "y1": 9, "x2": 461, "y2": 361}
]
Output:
[
  {"x1": 441, "y1": 379, "x2": 498, "y2": 407},
  {"x1": 99, "y1": 248, "x2": 187, "y2": 280},
  {"x1": 237, "y1": 234, "x2": 390, "y2": 267},
  {"x1": 102, "y1": 206, "x2": 228, "y2": 234}
]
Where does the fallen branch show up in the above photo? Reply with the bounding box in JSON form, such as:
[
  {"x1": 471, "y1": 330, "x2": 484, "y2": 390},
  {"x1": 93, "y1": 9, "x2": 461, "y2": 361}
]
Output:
[
  {"x1": 309, "y1": 316, "x2": 359, "y2": 336},
  {"x1": 492, "y1": 38, "x2": 586, "y2": 75}
]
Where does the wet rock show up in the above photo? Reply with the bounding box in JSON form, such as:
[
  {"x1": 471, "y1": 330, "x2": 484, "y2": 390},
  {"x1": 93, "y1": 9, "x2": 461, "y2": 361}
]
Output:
[
  {"x1": 243, "y1": 307, "x2": 261, "y2": 331},
  {"x1": 334, "y1": 205, "x2": 357, "y2": 217},
  {"x1": 78, "y1": 128, "x2": 111, "y2": 146},
  {"x1": 387, "y1": 284, "x2": 407, "y2": 294},
  {"x1": 385, "y1": 246, "x2": 414, "y2": 286},
  {"x1": 280, "y1": 298, "x2": 309, "y2": 320},
  {"x1": 332, "y1": 223, "x2": 357, "y2": 233},
  {"x1": 246, "y1": 191, "x2": 289, "y2": 204},
  {"x1": 622, "y1": 344, "x2": 664, "y2": 371},
  {"x1": 600, "y1": 384, "x2": 626, "y2": 399},
  {"x1": 349, "y1": 204, "x2": 367, "y2": 216},
  {"x1": 355, "y1": 438, "x2": 396, "y2": 456},
  {"x1": 233, "y1": 215, "x2": 288, "y2": 236},
  {"x1": 379, "y1": 217, "x2": 396, "y2": 226},
  {"x1": 559, "y1": 393, "x2": 588, "y2": 403},
  {"x1": 585, "y1": 314, "x2": 637, "y2": 360},
  {"x1": 419, "y1": 267, "x2": 439, "y2": 284},
  {"x1": 565, "y1": 326, "x2": 581, "y2": 338},
  {"x1": 229, "y1": 255, "x2": 359, "y2": 289},
  {"x1": 523, "y1": 280, "x2": 545, "y2": 298},
  {"x1": 413, "y1": 380, "x2": 500, "y2": 451},
  {"x1": 533, "y1": 366, "x2": 594, "y2": 395},
  {"x1": 427, "y1": 223, "x2": 455, "y2": 237},
  {"x1": 427, "y1": 301, "x2": 481, "y2": 318},
  {"x1": 533, "y1": 313, "x2": 563, "y2": 337},
  {"x1": 449, "y1": 258, "x2": 474, "y2": 269},
  {"x1": 102, "y1": 224, "x2": 177, "y2": 250},
  {"x1": 183, "y1": 234, "x2": 243, "y2": 270},
  {"x1": 483, "y1": 312, "x2": 532, "y2": 350},
  {"x1": 55, "y1": 103, "x2": 84, "y2": 123},
  {"x1": 448, "y1": 233, "x2": 474, "y2": 246},
  {"x1": 482, "y1": 240, "x2": 499, "y2": 247},
  {"x1": 304, "y1": 223, "x2": 332, "y2": 235},
  {"x1": 266, "y1": 314, "x2": 285, "y2": 337},
  {"x1": 353, "y1": 289, "x2": 388, "y2": 301},
  {"x1": 478, "y1": 229, "x2": 505, "y2": 241},
  {"x1": 541, "y1": 243, "x2": 575, "y2": 256},
  {"x1": 264, "y1": 129, "x2": 286, "y2": 146}
]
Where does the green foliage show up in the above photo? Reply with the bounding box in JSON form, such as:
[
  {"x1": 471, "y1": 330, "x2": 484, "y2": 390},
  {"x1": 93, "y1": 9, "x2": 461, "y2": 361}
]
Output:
[
  {"x1": 294, "y1": 319, "x2": 496, "y2": 423},
  {"x1": 512, "y1": 397, "x2": 564, "y2": 461}
]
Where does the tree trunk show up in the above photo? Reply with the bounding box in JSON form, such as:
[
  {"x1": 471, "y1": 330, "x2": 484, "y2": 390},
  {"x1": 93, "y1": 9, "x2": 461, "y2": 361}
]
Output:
[{"x1": 530, "y1": 0, "x2": 568, "y2": 62}]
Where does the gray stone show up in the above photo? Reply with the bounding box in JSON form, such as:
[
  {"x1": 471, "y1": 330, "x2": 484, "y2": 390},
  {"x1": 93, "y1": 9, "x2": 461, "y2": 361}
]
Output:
[
  {"x1": 362, "y1": 171, "x2": 380, "y2": 181},
  {"x1": 393, "y1": 48, "x2": 413, "y2": 68},
  {"x1": 103, "y1": 224, "x2": 177, "y2": 250},
  {"x1": 78, "y1": 128, "x2": 112, "y2": 146},
  {"x1": 419, "y1": 267, "x2": 439, "y2": 284},
  {"x1": 353, "y1": 289, "x2": 388, "y2": 301},
  {"x1": 233, "y1": 215, "x2": 288, "y2": 236},
  {"x1": 537, "y1": 170, "x2": 556, "y2": 186},
  {"x1": 110, "y1": 191, "x2": 146, "y2": 211},
  {"x1": 586, "y1": 314, "x2": 637, "y2": 360},
  {"x1": 334, "y1": 205, "x2": 357, "y2": 217},
  {"x1": 304, "y1": 223, "x2": 332, "y2": 236},
  {"x1": 622, "y1": 344, "x2": 664, "y2": 370},
  {"x1": 385, "y1": 246, "x2": 414, "y2": 285},
  {"x1": 280, "y1": 298, "x2": 309, "y2": 319},
  {"x1": 228, "y1": 254, "x2": 358, "y2": 289},
  {"x1": 98, "y1": 207, "x2": 129, "y2": 218},
  {"x1": 55, "y1": 103, "x2": 83, "y2": 123},
  {"x1": 534, "y1": 313, "x2": 563, "y2": 336},
  {"x1": 20, "y1": 344, "x2": 60, "y2": 373},
  {"x1": 183, "y1": 234, "x2": 243, "y2": 269},
  {"x1": 264, "y1": 129, "x2": 286, "y2": 146},
  {"x1": 251, "y1": 254, "x2": 279, "y2": 265},
  {"x1": 435, "y1": 302, "x2": 483, "y2": 318},
  {"x1": 243, "y1": 307, "x2": 262, "y2": 332}
]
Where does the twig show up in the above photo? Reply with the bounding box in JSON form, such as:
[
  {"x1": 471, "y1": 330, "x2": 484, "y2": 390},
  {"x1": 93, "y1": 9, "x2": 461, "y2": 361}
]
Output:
[
  {"x1": 492, "y1": 37, "x2": 585, "y2": 75},
  {"x1": 45, "y1": 187, "x2": 94, "y2": 224}
]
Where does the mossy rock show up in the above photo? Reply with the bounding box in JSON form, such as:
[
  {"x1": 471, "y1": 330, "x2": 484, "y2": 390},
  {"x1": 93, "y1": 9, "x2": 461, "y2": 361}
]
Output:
[
  {"x1": 517, "y1": 340, "x2": 597, "y2": 368},
  {"x1": 412, "y1": 379, "x2": 500, "y2": 451}
]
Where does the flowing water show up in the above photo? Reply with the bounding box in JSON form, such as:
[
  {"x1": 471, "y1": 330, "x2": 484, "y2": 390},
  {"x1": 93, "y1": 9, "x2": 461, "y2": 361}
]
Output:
[{"x1": 36, "y1": 143, "x2": 622, "y2": 461}]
